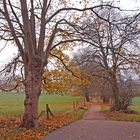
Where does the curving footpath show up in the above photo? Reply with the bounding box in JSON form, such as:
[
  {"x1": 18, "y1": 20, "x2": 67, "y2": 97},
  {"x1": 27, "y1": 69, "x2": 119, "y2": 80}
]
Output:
[{"x1": 40, "y1": 105, "x2": 140, "y2": 140}]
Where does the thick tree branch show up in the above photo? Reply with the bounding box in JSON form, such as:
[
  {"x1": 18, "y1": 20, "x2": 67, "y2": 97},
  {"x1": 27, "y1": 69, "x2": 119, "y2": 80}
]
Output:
[
  {"x1": 37, "y1": 0, "x2": 47, "y2": 56},
  {"x1": 46, "y1": 5, "x2": 121, "y2": 24}
]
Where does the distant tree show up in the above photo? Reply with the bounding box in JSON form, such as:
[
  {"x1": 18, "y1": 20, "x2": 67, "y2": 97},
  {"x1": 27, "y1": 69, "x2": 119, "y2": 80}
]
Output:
[{"x1": 74, "y1": 51, "x2": 111, "y2": 102}]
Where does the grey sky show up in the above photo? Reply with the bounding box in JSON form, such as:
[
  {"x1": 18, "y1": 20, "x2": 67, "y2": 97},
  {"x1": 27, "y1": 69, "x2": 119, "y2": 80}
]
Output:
[{"x1": 120, "y1": 0, "x2": 140, "y2": 9}]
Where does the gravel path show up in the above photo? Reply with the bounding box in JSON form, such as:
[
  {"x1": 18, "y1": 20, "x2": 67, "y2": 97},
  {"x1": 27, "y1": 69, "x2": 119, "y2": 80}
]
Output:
[{"x1": 40, "y1": 105, "x2": 140, "y2": 140}]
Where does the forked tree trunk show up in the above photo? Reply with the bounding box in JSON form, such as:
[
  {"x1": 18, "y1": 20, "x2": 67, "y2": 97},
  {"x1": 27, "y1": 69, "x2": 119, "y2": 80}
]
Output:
[{"x1": 21, "y1": 58, "x2": 43, "y2": 128}]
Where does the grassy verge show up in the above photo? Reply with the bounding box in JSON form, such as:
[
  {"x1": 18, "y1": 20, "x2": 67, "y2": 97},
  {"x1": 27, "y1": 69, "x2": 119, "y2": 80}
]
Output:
[
  {"x1": 0, "y1": 93, "x2": 88, "y2": 140},
  {"x1": 104, "y1": 111, "x2": 140, "y2": 122},
  {"x1": 103, "y1": 96, "x2": 140, "y2": 122}
]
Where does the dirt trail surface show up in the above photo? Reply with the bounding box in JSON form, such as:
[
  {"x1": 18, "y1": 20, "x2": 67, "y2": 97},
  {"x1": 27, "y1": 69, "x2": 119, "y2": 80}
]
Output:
[{"x1": 40, "y1": 105, "x2": 140, "y2": 140}]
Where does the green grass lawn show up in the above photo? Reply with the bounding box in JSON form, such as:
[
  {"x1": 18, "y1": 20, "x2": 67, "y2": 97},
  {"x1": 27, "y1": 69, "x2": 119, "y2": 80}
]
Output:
[
  {"x1": 130, "y1": 96, "x2": 140, "y2": 112},
  {"x1": 104, "y1": 96, "x2": 140, "y2": 122},
  {"x1": 0, "y1": 92, "x2": 80, "y2": 116}
]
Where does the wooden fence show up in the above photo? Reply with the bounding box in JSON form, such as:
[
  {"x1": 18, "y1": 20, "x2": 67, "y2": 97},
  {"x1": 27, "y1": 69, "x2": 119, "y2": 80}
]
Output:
[{"x1": 73, "y1": 98, "x2": 86, "y2": 109}]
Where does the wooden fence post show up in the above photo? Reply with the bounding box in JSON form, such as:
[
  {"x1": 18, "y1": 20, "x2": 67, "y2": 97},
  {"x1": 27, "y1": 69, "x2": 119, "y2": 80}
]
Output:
[
  {"x1": 46, "y1": 104, "x2": 54, "y2": 119},
  {"x1": 46, "y1": 104, "x2": 49, "y2": 119}
]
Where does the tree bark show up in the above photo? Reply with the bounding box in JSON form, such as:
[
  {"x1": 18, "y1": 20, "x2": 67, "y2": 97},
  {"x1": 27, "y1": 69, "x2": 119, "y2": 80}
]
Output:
[
  {"x1": 110, "y1": 75, "x2": 120, "y2": 111},
  {"x1": 21, "y1": 56, "x2": 43, "y2": 128}
]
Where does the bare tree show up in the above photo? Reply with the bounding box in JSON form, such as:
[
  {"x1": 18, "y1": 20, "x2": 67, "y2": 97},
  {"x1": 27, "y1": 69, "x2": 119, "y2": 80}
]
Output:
[{"x1": 74, "y1": 5, "x2": 140, "y2": 111}]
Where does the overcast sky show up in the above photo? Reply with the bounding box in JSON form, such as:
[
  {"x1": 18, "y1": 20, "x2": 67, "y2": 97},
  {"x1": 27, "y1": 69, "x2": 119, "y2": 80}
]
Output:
[
  {"x1": 119, "y1": 0, "x2": 140, "y2": 9},
  {"x1": 0, "y1": 0, "x2": 139, "y2": 66}
]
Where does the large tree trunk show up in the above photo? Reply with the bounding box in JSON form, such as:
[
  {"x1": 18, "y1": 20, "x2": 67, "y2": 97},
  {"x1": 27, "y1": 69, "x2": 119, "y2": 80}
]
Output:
[
  {"x1": 110, "y1": 75, "x2": 120, "y2": 111},
  {"x1": 21, "y1": 57, "x2": 43, "y2": 128}
]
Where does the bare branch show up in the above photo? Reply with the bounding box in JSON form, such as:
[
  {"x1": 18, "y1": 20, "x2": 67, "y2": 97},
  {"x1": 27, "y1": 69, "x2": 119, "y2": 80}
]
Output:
[{"x1": 2, "y1": 0, "x2": 24, "y2": 58}]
